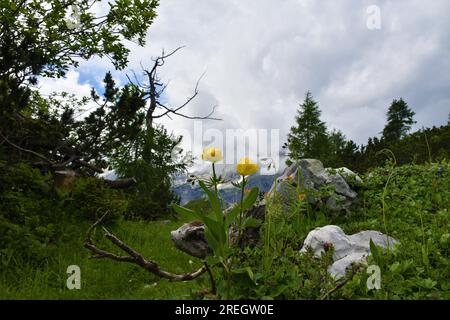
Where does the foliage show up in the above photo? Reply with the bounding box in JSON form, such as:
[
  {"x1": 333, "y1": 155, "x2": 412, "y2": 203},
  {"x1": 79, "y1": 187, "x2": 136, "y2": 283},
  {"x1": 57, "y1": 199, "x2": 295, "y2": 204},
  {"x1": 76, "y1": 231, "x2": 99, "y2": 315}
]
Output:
[
  {"x1": 0, "y1": 217, "x2": 205, "y2": 299},
  {"x1": 0, "y1": 161, "x2": 124, "y2": 271},
  {"x1": 70, "y1": 178, "x2": 128, "y2": 222},
  {"x1": 114, "y1": 126, "x2": 188, "y2": 220},
  {"x1": 356, "y1": 124, "x2": 450, "y2": 172},
  {"x1": 0, "y1": 161, "x2": 61, "y2": 268},
  {"x1": 1, "y1": 159, "x2": 449, "y2": 300},
  {"x1": 336, "y1": 162, "x2": 450, "y2": 299},
  {"x1": 286, "y1": 91, "x2": 329, "y2": 163},
  {"x1": 0, "y1": 0, "x2": 159, "y2": 81},
  {"x1": 381, "y1": 98, "x2": 416, "y2": 142},
  {"x1": 223, "y1": 161, "x2": 450, "y2": 300},
  {"x1": 0, "y1": 0, "x2": 159, "y2": 167}
]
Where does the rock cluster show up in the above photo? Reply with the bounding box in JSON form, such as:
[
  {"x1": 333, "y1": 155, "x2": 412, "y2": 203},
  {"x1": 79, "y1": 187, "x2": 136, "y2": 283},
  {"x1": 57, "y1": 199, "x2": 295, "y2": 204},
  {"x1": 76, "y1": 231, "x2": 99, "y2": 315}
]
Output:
[{"x1": 268, "y1": 159, "x2": 362, "y2": 214}]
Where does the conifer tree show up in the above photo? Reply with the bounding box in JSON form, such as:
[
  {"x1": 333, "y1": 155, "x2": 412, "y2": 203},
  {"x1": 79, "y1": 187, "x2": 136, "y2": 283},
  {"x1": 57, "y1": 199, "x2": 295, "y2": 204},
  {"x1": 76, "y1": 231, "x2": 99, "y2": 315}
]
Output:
[
  {"x1": 382, "y1": 98, "x2": 416, "y2": 142},
  {"x1": 287, "y1": 91, "x2": 328, "y2": 161}
]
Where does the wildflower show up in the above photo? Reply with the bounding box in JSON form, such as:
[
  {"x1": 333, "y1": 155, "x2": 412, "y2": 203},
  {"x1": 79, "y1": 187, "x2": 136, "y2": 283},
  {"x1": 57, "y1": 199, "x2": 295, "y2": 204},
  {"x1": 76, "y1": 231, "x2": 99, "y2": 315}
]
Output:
[
  {"x1": 201, "y1": 147, "x2": 223, "y2": 163},
  {"x1": 236, "y1": 157, "x2": 259, "y2": 176},
  {"x1": 244, "y1": 188, "x2": 252, "y2": 193},
  {"x1": 322, "y1": 242, "x2": 334, "y2": 252},
  {"x1": 264, "y1": 192, "x2": 269, "y2": 198},
  {"x1": 286, "y1": 175, "x2": 294, "y2": 182},
  {"x1": 298, "y1": 193, "x2": 306, "y2": 201}
]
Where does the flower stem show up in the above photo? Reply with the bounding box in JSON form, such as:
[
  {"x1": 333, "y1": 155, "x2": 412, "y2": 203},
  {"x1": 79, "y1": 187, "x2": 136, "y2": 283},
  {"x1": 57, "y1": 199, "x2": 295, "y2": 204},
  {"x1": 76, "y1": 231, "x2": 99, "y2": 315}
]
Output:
[
  {"x1": 238, "y1": 176, "x2": 246, "y2": 245},
  {"x1": 212, "y1": 163, "x2": 219, "y2": 196},
  {"x1": 204, "y1": 261, "x2": 216, "y2": 294}
]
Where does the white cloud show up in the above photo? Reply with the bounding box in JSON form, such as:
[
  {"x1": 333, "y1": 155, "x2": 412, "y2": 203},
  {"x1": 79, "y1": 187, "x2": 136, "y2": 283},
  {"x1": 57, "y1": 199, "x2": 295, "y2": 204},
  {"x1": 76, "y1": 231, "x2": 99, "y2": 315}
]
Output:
[
  {"x1": 41, "y1": 0, "x2": 450, "y2": 167},
  {"x1": 38, "y1": 70, "x2": 91, "y2": 98}
]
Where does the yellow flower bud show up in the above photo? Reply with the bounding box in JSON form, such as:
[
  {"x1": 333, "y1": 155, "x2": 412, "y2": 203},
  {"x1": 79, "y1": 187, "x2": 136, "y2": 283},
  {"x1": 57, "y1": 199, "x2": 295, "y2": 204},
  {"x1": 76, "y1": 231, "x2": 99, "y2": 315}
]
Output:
[
  {"x1": 201, "y1": 147, "x2": 223, "y2": 163},
  {"x1": 236, "y1": 157, "x2": 259, "y2": 176}
]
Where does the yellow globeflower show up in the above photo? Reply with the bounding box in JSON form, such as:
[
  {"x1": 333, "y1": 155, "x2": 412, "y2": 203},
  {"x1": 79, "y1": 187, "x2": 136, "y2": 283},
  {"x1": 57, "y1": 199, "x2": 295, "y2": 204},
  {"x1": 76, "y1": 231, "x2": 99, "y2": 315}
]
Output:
[
  {"x1": 236, "y1": 157, "x2": 259, "y2": 176},
  {"x1": 201, "y1": 147, "x2": 223, "y2": 163}
]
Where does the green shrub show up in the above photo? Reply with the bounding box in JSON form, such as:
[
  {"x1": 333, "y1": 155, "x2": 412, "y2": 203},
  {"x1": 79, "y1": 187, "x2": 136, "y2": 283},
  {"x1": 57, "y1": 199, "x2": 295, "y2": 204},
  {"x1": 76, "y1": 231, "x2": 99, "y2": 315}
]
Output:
[
  {"x1": 0, "y1": 162, "x2": 125, "y2": 271},
  {"x1": 0, "y1": 162, "x2": 61, "y2": 269},
  {"x1": 69, "y1": 177, "x2": 127, "y2": 223}
]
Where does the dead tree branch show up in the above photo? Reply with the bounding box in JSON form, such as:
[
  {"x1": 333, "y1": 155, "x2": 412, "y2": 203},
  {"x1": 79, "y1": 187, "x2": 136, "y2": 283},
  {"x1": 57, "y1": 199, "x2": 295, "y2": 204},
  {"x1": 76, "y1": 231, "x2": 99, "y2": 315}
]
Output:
[
  {"x1": 126, "y1": 47, "x2": 222, "y2": 130},
  {"x1": 84, "y1": 212, "x2": 207, "y2": 282}
]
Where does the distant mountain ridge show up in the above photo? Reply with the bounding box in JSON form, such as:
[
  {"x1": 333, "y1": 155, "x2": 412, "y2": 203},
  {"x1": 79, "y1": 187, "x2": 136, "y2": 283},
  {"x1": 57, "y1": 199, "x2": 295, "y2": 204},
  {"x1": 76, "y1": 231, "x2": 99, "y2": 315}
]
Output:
[{"x1": 172, "y1": 163, "x2": 280, "y2": 205}]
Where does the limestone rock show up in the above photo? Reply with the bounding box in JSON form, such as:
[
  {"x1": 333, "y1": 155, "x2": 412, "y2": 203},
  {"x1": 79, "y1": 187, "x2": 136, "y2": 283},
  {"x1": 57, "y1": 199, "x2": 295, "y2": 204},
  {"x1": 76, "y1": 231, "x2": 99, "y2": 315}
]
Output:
[
  {"x1": 331, "y1": 167, "x2": 363, "y2": 185},
  {"x1": 300, "y1": 225, "x2": 398, "y2": 278},
  {"x1": 170, "y1": 205, "x2": 266, "y2": 258},
  {"x1": 268, "y1": 159, "x2": 360, "y2": 214},
  {"x1": 229, "y1": 205, "x2": 266, "y2": 247},
  {"x1": 170, "y1": 221, "x2": 212, "y2": 259}
]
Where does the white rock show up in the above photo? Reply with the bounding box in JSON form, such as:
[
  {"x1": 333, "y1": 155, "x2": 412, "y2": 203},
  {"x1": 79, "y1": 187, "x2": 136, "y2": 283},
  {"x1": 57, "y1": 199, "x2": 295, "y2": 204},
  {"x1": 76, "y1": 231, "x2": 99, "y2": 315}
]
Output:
[
  {"x1": 332, "y1": 167, "x2": 363, "y2": 184},
  {"x1": 300, "y1": 225, "x2": 398, "y2": 278}
]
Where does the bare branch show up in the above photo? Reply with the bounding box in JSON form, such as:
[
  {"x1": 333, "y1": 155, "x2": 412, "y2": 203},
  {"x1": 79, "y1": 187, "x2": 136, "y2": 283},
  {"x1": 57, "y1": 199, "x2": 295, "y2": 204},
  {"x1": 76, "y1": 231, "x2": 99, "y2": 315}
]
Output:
[
  {"x1": 84, "y1": 213, "x2": 207, "y2": 282},
  {"x1": 73, "y1": 159, "x2": 104, "y2": 173},
  {"x1": 0, "y1": 130, "x2": 105, "y2": 173},
  {"x1": 103, "y1": 177, "x2": 137, "y2": 189},
  {"x1": 0, "y1": 130, "x2": 54, "y2": 164},
  {"x1": 139, "y1": 47, "x2": 221, "y2": 128}
]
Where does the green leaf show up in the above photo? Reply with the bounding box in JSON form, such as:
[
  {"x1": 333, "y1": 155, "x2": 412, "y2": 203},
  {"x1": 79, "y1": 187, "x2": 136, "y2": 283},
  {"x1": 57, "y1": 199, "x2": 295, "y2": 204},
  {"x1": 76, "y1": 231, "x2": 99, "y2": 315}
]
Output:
[
  {"x1": 369, "y1": 238, "x2": 381, "y2": 265},
  {"x1": 172, "y1": 204, "x2": 197, "y2": 220},
  {"x1": 243, "y1": 217, "x2": 262, "y2": 229},
  {"x1": 232, "y1": 267, "x2": 254, "y2": 281},
  {"x1": 201, "y1": 217, "x2": 226, "y2": 251},
  {"x1": 204, "y1": 228, "x2": 220, "y2": 255},
  {"x1": 421, "y1": 246, "x2": 429, "y2": 266},
  {"x1": 389, "y1": 261, "x2": 400, "y2": 273},
  {"x1": 206, "y1": 255, "x2": 221, "y2": 266},
  {"x1": 174, "y1": 204, "x2": 224, "y2": 248},
  {"x1": 224, "y1": 205, "x2": 240, "y2": 228},
  {"x1": 242, "y1": 187, "x2": 259, "y2": 210},
  {"x1": 199, "y1": 180, "x2": 222, "y2": 221}
]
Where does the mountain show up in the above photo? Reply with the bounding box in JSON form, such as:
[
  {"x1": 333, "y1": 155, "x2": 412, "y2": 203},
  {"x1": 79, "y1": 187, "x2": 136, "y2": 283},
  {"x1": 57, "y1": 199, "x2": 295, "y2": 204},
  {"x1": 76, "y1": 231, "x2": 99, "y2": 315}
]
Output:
[{"x1": 172, "y1": 163, "x2": 281, "y2": 205}]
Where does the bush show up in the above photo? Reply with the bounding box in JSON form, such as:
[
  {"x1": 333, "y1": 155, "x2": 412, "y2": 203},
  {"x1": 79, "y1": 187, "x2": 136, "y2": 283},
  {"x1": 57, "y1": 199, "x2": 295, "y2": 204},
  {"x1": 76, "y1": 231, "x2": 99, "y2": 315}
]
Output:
[
  {"x1": 0, "y1": 162, "x2": 125, "y2": 270},
  {"x1": 0, "y1": 162, "x2": 62, "y2": 269},
  {"x1": 119, "y1": 159, "x2": 180, "y2": 220},
  {"x1": 69, "y1": 177, "x2": 127, "y2": 223}
]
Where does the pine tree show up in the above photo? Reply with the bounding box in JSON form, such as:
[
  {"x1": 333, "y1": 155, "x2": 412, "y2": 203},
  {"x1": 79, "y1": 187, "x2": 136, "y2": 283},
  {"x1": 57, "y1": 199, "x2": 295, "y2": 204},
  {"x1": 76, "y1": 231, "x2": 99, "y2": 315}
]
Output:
[
  {"x1": 382, "y1": 98, "x2": 416, "y2": 142},
  {"x1": 287, "y1": 91, "x2": 328, "y2": 161}
]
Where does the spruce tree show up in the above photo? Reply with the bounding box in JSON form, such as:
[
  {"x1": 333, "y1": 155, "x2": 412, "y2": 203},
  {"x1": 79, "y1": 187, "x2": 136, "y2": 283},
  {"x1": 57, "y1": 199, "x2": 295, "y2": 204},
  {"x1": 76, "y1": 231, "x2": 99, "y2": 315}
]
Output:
[
  {"x1": 287, "y1": 91, "x2": 328, "y2": 161},
  {"x1": 382, "y1": 98, "x2": 416, "y2": 142}
]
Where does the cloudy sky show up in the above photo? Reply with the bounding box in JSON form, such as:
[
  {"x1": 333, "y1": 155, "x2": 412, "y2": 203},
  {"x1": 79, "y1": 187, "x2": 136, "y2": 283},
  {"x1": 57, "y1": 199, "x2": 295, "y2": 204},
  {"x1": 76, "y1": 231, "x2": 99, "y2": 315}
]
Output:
[{"x1": 40, "y1": 0, "x2": 450, "y2": 168}]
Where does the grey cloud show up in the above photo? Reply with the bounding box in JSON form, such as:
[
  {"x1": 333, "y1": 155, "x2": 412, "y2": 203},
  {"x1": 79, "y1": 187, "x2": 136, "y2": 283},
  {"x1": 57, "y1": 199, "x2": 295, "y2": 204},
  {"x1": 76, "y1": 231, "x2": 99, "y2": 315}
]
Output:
[{"x1": 72, "y1": 0, "x2": 450, "y2": 158}]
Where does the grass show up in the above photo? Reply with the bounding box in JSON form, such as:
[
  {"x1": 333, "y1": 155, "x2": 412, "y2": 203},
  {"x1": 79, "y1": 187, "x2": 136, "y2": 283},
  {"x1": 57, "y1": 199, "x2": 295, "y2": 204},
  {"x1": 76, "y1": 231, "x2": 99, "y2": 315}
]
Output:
[
  {"x1": 1, "y1": 161, "x2": 449, "y2": 299},
  {"x1": 0, "y1": 217, "x2": 206, "y2": 299}
]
